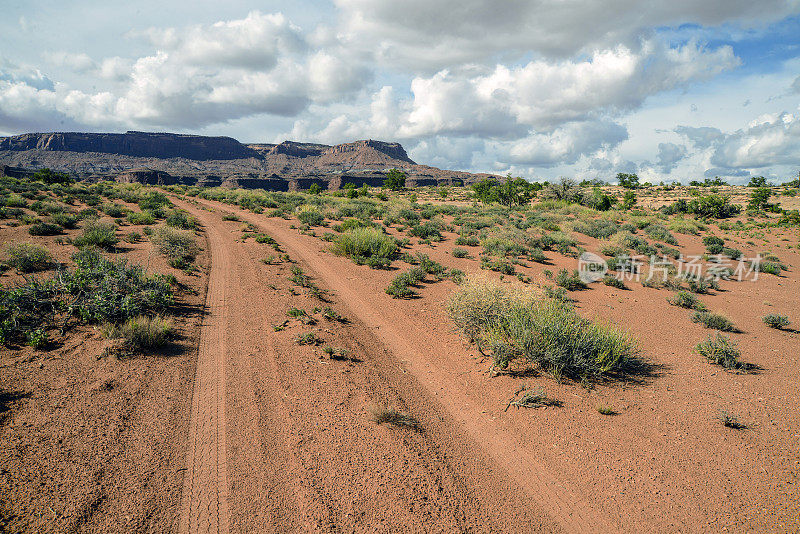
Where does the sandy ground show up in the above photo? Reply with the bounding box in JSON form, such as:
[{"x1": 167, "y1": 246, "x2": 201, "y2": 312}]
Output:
[
  {"x1": 0, "y1": 204, "x2": 208, "y2": 532},
  {"x1": 174, "y1": 196, "x2": 800, "y2": 533},
  {"x1": 2, "y1": 189, "x2": 798, "y2": 532}
]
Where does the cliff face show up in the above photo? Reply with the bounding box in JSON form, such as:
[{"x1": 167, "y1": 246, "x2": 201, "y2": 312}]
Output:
[
  {"x1": 0, "y1": 130, "x2": 495, "y2": 190},
  {"x1": 0, "y1": 131, "x2": 260, "y2": 161}
]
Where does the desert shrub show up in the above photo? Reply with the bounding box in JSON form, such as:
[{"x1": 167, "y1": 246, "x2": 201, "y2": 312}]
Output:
[
  {"x1": 63, "y1": 252, "x2": 173, "y2": 324},
  {"x1": 688, "y1": 194, "x2": 740, "y2": 219},
  {"x1": 480, "y1": 257, "x2": 515, "y2": 275},
  {"x1": 555, "y1": 269, "x2": 586, "y2": 291},
  {"x1": 127, "y1": 211, "x2": 156, "y2": 225},
  {"x1": 668, "y1": 291, "x2": 706, "y2": 310},
  {"x1": 28, "y1": 222, "x2": 63, "y2": 236},
  {"x1": 409, "y1": 222, "x2": 442, "y2": 240},
  {"x1": 50, "y1": 212, "x2": 80, "y2": 229},
  {"x1": 0, "y1": 278, "x2": 60, "y2": 346},
  {"x1": 102, "y1": 203, "x2": 128, "y2": 218},
  {"x1": 757, "y1": 261, "x2": 783, "y2": 276},
  {"x1": 692, "y1": 311, "x2": 736, "y2": 332},
  {"x1": 667, "y1": 218, "x2": 705, "y2": 235},
  {"x1": 221, "y1": 212, "x2": 240, "y2": 222},
  {"x1": 645, "y1": 224, "x2": 678, "y2": 245},
  {"x1": 686, "y1": 277, "x2": 713, "y2": 294},
  {"x1": 385, "y1": 272, "x2": 417, "y2": 298},
  {"x1": 297, "y1": 209, "x2": 324, "y2": 226},
  {"x1": 105, "y1": 315, "x2": 174, "y2": 350},
  {"x1": 702, "y1": 236, "x2": 725, "y2": 247},
  {"x1": 572, "y1": 218, "x2": 619, "y2": 239},
  {"x1": 150, "y1": 226, "x2": 199, "y2": 263},
  {"x1": 6, "y1": 243, "x2": 53, "y2": 273},
  {"x1": 4, "y1": 194, "x2": 27, "y2": 208},
  {"x1": 455, "y1": 235, "x2": 480, "y2": 246},
  {"x1": 695, "y1": 334, "x2": 747, "y2": 370},
  {"x1": 138, "y1": 191, "x2": 171, "y2": 212},
  {"x1": 73, "y1": 220, "x2": 119, "y2": 249},
  {"x1": 602, "y1": 275, "x2": 626, "y2": 289},
  {"x1": 452, "y1": 248, "x2": 469, "y2": 258},
  {"x1": 447, "y1": 275, "x2": 639, "y2": 379},
  {"x1": 333, "y1": 227, "x2": 397, "y2": 266},
  {"x1": 721, "y1": 247, "x2": 742, "y2": 260},
  {"x1": 763, "y1": 314, "x2": 791, "y2": 330},
  {"x1": 165, "y1": 209, "x2": 197, "y2": 229}
]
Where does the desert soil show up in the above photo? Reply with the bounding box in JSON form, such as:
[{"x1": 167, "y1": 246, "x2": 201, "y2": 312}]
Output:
[
  {"x1": 174, "y1": 195, "x2": 800, "y2": 533},
  {"x1": 2, "y1": 191, "x2": 798, "y2": 533}
]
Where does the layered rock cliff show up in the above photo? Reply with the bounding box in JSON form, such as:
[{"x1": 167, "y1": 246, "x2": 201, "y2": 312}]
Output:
[{"x1": 0, "y1": 131, "x2": 494, "y2": 190}]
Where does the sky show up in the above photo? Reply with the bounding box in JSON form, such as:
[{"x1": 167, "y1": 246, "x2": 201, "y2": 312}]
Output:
[{"x1": 1, "y1": 1, "x2": 799, "y2": 184}]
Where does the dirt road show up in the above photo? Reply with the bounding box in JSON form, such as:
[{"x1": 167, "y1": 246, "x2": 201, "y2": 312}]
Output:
[{"x1": 175, "y1": 198, "x2": 568, "y2": 532}]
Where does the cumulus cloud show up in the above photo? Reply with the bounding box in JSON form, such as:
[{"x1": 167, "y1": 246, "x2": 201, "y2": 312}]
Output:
[
  {"x1": 0, "y1": 11, "x2": 370, "y2": 132},
  {"x1": 394, "y1": 40, "x2": 738, "y2": 140},
  {"x1": 655, "y1": 142, "x2": 688, "y2": 172},
  {"x1": 335, "y1": 0, "x2": 793, "y2": 69},
  {"x1": 506, "y1": 120, "x2": 629, "y2": 166},
  {"x1": 708, "y1": 110, "x2": 800, "y2": 169}
]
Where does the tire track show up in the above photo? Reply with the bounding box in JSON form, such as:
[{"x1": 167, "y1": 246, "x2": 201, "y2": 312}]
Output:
[
  {"x1": 219, "y1": 201, "x2": 613, "y2": 534},
  {"x1": 179, "y1": 218, "x2": 230, "y2": 534}
]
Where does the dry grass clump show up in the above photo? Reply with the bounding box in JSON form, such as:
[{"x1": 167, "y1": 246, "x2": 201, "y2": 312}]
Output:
[
  {"x1": 103, "y1": 315, "x2": 174, "y2": 350},
  {"x1": 150, "y1": 226, "x2": 199, "y2": 265},
  {"x1": 6, "y1": 243, "x2": 53, "y2": 273},
  {"x1": 368, "y1": 404, "x2": 422, "y2": 431},
  {"x1": 448, "y1": 275, "x2": 639, "y2": 380}
]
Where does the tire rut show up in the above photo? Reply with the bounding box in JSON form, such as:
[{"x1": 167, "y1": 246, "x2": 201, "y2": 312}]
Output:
[
  {"x1": 179, "y1": 217, "x2": 231, "y2": 534},
  {"x1": 216, "y1": 200, "x2": 613, "y2": 534}
]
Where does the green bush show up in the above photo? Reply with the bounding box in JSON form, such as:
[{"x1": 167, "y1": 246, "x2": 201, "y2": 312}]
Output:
[
  {"x1": 409, "y1": 222, "x2": 442, "y2": 240},
  {"x1": 333, "y1": 227, "x2": 397, "y2": 266},
  {"x1": 668, "y1": 291, "x2": 706, "y2": 310},
  {"x1": 455, "y1": 235, "x2": 480, "y2": 246},
  {"x1": 447, "y1": 276, "x2": 639, "y2": 379},
  {"x1": 138, "y1": 191, "x2": 171, "y2": 212},
  {"x1": 6, "y1": 243, "x2": 53, "y2": 273},
  {"x1": 150, "y1": 226, "x2": 199, "y2": 263},
  {"x1": 695, "y1": 334, "x2": 747, "y2": 370},
  {"x1": 63, "y1": 252, "x2": 174, "y2": 324},
  {"x1": 297, "y1": 209, "x2": 324, "y2": 226},
  {"x1": 763, "y1": 314, "x2": 790, "y2": 330},
  {"x1": 127, "y1": 211, "x2": 156, "y2": 225},
  {"x1": 692, "y1": 311, "x2": 736, "y2": 332},
  {"x1": 555, "y1": 269, "x2": 586, "y2": 291},
  {"x1": 602, "y1": 275, "x2": 626, "y2": 289},
  {"x1": 50, "y1": 212, "x2": 80, "y2": 229},
  {"x1": 102, "y1": 203, "x2": 128, "y2": 218},
  {"x1": 28, "y1": 222, "x2": 63, "y2": 236},
  {"x1": 73, "y1": 220, "x2": 119, "y2": 249},
  {"x1": 452, "y1": 248, "x2": 469, "y2": 258},
  {"x1": 165, "y1": 209, "x2": 197, "y2": 229}
]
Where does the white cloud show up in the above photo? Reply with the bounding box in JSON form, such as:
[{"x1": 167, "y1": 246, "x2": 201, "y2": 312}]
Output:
[
  {"x1": 0, "y1": 11, "x2": 371, "y2": 131},
  {"x1": 335, "y1": 0, "x2": 794, "y2": 69},
  {"x1": 393, "y1": 40, "x2": 738, "y2": 140},
  {"x1": 708, "y1": 109, "x2": 800, "y2": 168},
  {"x1": 655, "y1": 142, "x2": 688, "y2": 172}
]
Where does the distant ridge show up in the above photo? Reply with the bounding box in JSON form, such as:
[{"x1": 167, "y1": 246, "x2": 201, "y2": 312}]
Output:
[{"x1": 0, "y1": 130, "x2": 497, "y2": 190}]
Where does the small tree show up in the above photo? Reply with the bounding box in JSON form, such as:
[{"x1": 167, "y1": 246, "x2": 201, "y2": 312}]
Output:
[
  {"x1": 384, "y1": 169, "x2": 406, "y2": 191},
  {"x1": 32, "y1": 168, "x2": 73, "y2": 185},
  {"x1": 748, "y1": 187, "x2": 771, "y2": 212},
  {"x1": 616, "y1": 173, "x2": 639, "y2": 189},
  {"x1": 308, "y1": 183, "x2": 322, "y2": 195},
  {"x1": 621, "y1": 190, "x2": 637, "y2": 210},
  {"x1": 748, "y1": 176, "x2": 768, "y2": 188}
]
